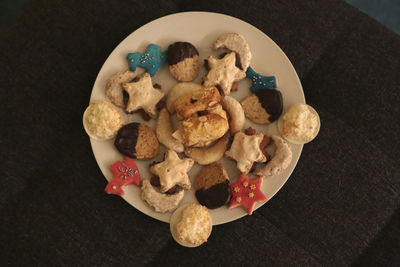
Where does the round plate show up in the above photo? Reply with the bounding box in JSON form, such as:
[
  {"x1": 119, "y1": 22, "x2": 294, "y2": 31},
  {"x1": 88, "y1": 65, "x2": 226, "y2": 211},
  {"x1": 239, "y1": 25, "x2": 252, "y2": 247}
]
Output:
[{"x1": 89, "y1": 11, "x2": 305, "y2": 225}]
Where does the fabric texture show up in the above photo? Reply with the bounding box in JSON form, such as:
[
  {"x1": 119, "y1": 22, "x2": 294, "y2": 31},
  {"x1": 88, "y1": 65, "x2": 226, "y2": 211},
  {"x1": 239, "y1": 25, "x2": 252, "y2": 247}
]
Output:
[{"x1": 0, "y1": 0, "x2": 399, "y2": 266}]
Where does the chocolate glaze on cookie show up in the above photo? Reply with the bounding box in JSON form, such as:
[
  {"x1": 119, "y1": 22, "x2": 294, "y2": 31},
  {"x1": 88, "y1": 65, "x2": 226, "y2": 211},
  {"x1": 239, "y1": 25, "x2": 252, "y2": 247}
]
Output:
[
  {"x1": 114, "y1": 123, "x2": 139, "y2": 157},
  {"x1": 167, "y1": 42, "x2": 199, "y2": 65},
  {"x1": 255, "y1": 89, "x2": 283, "y2": 122},
  {"x1": 195, "y1": 180, "x2": 231, "y2": 209}
]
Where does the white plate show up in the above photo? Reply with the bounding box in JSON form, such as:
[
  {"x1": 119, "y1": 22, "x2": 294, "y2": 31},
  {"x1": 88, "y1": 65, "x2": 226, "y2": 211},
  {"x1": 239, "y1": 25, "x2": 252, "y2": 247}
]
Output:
[{"x1": 89, "y1": 11, "x2": 305, "y2": 225}]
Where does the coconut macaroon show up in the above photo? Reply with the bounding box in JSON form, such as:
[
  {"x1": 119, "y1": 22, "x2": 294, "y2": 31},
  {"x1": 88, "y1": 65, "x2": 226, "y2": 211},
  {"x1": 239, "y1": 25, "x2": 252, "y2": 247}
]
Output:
[
  {"x1": 278, "y1": 103, "x2": 320, "y2": 144},
  {"x1": 83, "y1": 101, "x2": 124, "y2": 141},
  {"x1": 170, "y1": 204, "x2": 212, "y2": 247}
]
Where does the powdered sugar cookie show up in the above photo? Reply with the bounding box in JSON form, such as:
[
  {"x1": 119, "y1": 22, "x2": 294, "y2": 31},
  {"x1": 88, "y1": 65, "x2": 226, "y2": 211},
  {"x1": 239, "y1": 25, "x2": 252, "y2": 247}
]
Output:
[
  {"x1": 213, "y1": 32, "x2": 251, "y2": 71},
  {"x1": 221, "y1": 95, "x2": 245, "y2": 134},
  {"x1": 253, "y1": 135, "x2": 292, "y2": 178},
  {"x1": 140, "y1": 179, "x2": 184, "y2": 213},
  {"x1": 156, "y1": 108, "x2": 184, "y2": 153}
]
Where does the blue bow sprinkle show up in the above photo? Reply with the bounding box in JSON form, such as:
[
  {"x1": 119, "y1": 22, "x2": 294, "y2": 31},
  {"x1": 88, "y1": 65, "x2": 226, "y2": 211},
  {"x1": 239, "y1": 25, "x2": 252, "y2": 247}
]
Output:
[
  {"x1": 246, "y1": 67, "x2": 277, "y2": 93},
  {"x1": 127, "y1": 44, "x2": 167, "y2": 77}
]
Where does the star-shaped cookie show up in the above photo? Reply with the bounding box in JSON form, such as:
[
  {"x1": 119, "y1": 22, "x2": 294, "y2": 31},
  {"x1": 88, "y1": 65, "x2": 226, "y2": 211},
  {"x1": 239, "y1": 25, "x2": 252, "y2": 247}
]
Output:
[
  {"x1": 150, "y1": 149, "x2": 194, "y2": 192},
  {"x1": 225, "y1": 131, "x2": 266, "y2": 174},
  {"x1": 127, "y1": 44, "x2": 167, "y2": 77},
  {"x1": 246, "y1": 66, "x2": 277, "y2": 93},
  {"x1": 203, "y1": 52, "x2": 246, "y2": 95},
  {"x1": 122, "y1": 73, "x2": 165, "y2": 118},
  {"x1": 228, "y1": 173, "x2": 267, "y2": 215}
]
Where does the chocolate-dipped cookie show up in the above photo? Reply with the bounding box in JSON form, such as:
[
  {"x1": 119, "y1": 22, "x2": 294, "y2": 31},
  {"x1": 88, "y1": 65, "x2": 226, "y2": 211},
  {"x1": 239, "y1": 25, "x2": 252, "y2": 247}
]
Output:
[
  {"x1": 114, "y1": 122, "x2": 159, "y2": 159},
  {"x1": 241, "y1": 89, "x2": 283, "y2": 124},
  {"x1": 167, "y1": 42, "x2": 200, "y2": 82},
  {"x1": 194, "y1": 162, "x2": 231, "y2": 209}
]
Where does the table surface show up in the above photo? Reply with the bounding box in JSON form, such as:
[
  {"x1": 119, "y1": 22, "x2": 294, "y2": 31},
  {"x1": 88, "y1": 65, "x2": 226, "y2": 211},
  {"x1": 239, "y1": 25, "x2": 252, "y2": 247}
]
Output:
[{"x1": 0, "y1": 0, "x2": 399, "y2": 266}]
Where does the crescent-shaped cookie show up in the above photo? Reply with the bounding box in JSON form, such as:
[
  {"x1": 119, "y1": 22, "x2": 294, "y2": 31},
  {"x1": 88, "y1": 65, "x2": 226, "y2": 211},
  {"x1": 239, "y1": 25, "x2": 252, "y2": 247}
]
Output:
[
  {"x1": 221, "y1": 96, "x2": 245, "y2": 134},
  {"x1": 141, "y1": 179, "x2": 184, "y2": 213},
  {"x1": 106, "y1": 70, "x2": 137, "y2": 108},
  {"x1": 156, "y1": 108, "x2": 184, "y2": 153},
  {"x1": 213, "y1": 32, "x2": 252, "y2": 71},
  {"x1": 253, "y1": 135, "x2": 292, "y2": 178},
  {"x1": 166, "y1": 82, "x2": 203, "y2": 113},
  {"x1": 184, "y1": 133, "x2": 229, "y2": 165}
]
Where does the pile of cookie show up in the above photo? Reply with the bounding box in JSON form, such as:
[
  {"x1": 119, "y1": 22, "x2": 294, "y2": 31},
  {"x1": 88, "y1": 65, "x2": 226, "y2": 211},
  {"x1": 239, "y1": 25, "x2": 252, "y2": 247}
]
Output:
[{"x1": 83, "y1": 32, "x2": 320, "y2": 247}]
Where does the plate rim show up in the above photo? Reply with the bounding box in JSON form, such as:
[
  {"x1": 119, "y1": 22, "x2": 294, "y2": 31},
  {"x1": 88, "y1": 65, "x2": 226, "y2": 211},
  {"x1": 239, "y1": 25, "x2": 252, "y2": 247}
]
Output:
[{"x1": 88, "y1": 11, "x2": 305, "y2": 225}]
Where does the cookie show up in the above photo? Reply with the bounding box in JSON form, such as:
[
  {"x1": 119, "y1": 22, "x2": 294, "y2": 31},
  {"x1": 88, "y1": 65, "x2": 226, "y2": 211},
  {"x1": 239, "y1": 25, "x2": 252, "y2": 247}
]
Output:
[
  {"x1": 184, "y1": 132, "x2": 229, "y2": 165},
  {"x1": 140, "y1": 179, "x2": 184, "y2": 213},
  {"x1": 246, "y1": 67, "x2": 277, "y2": 93},
  {"x1": 228, "y1": 173, "x2": 267, "y2": 215},
  {"x1": 225, "y1": 131, "x2": 266, "y2": 174},
  {"x1": 172, "y1": 104, "x2": 229, "y2": 147},
  {"x1": 83, "y1": 101, "x2": 124, "y2": 141},
  {"x1": 241, "y1": 89, "x2": 283, "y2": 124},
  {"x1": 105, "y1": 70, "x2": 137, "y2": 108},
  {"x1": 122, "y1": 73, "x2": 165, "y2": 118},
  {"x1": 150, "y1": 149, "x2": 194, "y2": 193},
  {"x1": 114, "y1": 123, "x2": 159, "y2": 159},
  {"x1": 221, "y1": 95, "x2": 245, "y2": 134},
  {"x1": 173, "y1": 204, "x2": 212, "y2": 246},
  {"x1": 194, "y1": 163, "x2": 231, "y2": 209},
  {"x1": 203, "y1": 52, "x2": 246, "y2": 95},
  {"x1": 105, "y1": 157, "x2": 140, "y2": 195},
  {"x1": 277, "y1": 103, "x2": 320, "y2": 144},
  {"x1": 167, "y1": 42, "x2": 200, "y2": 82},
  {"x1": 174, "y1": 86, "x2": 221, "y2": 120},
  {"x1": 127, "y1": 44, "x2": 167, "y2": 77},
  {"x1": 166, "y1": 82, "x2": 204, "y2": 113},
  {"x1": 156, "y1": 108, "x2": 184, "y2": 152},
  {"x1": 213, "y1": 32, "x2": 251, "y2": 71},
  {"x1": 253, "y1": 135, "x2": 292, "y2": 178}
]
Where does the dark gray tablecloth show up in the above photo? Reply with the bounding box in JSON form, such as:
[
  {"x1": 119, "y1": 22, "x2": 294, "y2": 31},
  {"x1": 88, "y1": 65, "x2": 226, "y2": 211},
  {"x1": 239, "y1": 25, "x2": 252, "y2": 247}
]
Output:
[{"x1": 1, "y1": 0, "x2": 399, "y2": 266}]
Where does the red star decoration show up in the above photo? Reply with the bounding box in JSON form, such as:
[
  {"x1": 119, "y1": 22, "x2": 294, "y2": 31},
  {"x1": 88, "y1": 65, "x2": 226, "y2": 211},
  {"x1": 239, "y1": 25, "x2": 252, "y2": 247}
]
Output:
[
  {"x1": 228, "y1": 173, "x2": 267, "y2": 215},
  {"x1": 105, "y1": 157, "x2": 140, "y2": 195}
]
